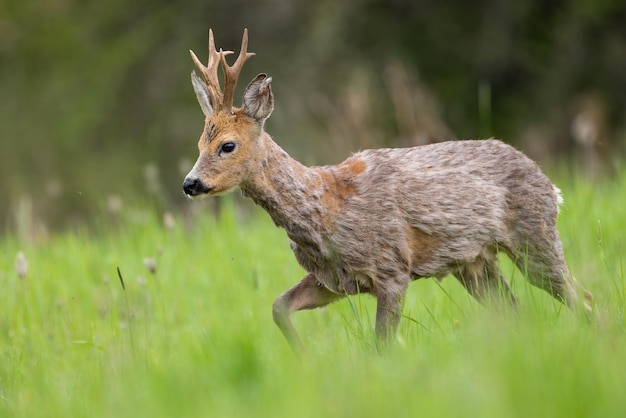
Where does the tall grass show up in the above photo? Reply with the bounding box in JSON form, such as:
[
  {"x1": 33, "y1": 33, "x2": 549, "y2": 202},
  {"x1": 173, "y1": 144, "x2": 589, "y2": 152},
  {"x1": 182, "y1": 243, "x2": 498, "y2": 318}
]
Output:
[{"x1": 0, "y1": 171, "x2": 625, "y2": 418}]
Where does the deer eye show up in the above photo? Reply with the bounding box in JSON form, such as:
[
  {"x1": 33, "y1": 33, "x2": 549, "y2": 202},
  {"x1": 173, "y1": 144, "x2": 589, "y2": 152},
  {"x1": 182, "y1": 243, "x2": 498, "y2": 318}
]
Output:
[{"x1": 220, "y1": 142, "x2": 236, "y2": 154}]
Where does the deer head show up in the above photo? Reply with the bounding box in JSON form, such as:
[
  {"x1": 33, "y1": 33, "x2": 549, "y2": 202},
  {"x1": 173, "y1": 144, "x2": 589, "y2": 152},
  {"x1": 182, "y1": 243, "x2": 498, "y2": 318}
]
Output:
[{"x1": 183, "y1": 29, "x2": 274, "y2": 197}]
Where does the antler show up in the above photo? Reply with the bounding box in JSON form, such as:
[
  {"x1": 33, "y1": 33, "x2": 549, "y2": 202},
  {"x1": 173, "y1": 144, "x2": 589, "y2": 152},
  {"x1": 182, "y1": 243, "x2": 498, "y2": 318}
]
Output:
[
  {"x1": 221, "y1": 28, "x2": 255, "y2": 111},
  {"x1": 189, "y1": 29, "x2": 232, "y2": 112},
  {"x1": 189, "y1": 28, "x2": 254, "y2": 113}
]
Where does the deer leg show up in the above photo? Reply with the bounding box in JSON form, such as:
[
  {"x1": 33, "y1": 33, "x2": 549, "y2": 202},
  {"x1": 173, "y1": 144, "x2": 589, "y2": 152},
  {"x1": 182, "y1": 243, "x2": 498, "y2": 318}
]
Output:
[
  {"x1": 374, "y1": 283, "x2": 408, "y2": 344},
  {"x1": 515, "y1": 238, "x2": 593, "y2": 317},
  {"x1": 454, "y1": 252, "x2": 518, "y2": 306},
  {"x1": 272, "y1": 273, "x2": 344, "y2": 352}
]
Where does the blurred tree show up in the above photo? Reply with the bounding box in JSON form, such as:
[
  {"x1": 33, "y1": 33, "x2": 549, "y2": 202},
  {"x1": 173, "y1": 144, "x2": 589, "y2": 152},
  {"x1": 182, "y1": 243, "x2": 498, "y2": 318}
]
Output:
[{"x1": 0, "y1": 0, "x2": 624, "y2": 232}]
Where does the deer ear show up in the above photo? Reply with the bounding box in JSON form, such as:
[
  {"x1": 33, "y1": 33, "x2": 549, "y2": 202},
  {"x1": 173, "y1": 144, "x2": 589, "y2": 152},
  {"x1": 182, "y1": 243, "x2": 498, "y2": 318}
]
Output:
[
  {"x1": 191, "y1": 71, "x2": 213, "y2": 117},
  {"x1": 243, "y1": 73, "x2": 274, "y2": 122}
]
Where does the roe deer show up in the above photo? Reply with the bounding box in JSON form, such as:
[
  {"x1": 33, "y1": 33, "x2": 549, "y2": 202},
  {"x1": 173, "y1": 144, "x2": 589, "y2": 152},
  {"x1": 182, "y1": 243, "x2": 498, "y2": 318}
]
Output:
[{"x1": 183, "y1": 29, "x2": 593, "y2": 350}]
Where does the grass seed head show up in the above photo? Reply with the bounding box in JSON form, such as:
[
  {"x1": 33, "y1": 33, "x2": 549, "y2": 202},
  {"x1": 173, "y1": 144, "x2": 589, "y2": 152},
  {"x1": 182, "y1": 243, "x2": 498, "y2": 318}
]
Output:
[
  {"x1": 143, "y1": 258, "x2": 157, "y2": 274},
  {"x1": 15, "y1": 251, "x2": 28, "y2": 279}
]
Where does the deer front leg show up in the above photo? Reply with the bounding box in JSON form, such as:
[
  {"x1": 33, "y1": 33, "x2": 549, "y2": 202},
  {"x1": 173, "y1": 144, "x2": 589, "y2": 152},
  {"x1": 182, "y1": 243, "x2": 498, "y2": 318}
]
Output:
[
  {"x1": 374, "y1": 283, "x2": 408, "y2": 344},
  {"x1": 272, "y1": 273, "x2": 344, "y2": 352}
]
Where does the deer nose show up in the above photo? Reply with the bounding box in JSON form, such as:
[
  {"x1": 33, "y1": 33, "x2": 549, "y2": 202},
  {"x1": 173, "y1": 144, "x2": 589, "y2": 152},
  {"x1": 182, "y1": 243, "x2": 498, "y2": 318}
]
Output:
[{"x1": 183, "y1": 177, "x2": 211, "y2": 196}]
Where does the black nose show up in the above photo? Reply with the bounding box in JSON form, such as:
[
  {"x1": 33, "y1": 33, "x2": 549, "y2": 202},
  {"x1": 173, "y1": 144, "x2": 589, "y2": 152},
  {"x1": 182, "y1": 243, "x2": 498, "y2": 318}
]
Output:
[{"x1": 183, "y1": 177, "x2": 211, "y2": 196}]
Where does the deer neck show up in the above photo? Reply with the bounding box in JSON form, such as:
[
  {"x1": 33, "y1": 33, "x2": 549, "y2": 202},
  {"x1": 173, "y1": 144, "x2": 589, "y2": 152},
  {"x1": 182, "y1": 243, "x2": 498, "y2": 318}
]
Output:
[{"x1": 240, "y1": 133, "x2": 328, "y2": 250}]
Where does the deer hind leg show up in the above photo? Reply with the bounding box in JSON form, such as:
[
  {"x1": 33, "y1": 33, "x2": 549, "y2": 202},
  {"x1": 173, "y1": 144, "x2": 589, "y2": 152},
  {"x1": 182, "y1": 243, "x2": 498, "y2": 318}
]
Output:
[
  {"x1": 453, "y1": 248, "x2": 518, "y2": 306},
  {"x1": 514, "y1": 234, "x2": 593, "y2": 316},
  {"x1": 272, "y1": 273, "x2": 344, "y2": 352}
]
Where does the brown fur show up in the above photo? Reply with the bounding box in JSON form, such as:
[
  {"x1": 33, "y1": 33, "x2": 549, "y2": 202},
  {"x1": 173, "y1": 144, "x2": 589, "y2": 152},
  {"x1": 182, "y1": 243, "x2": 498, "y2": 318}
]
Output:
[
  {"x1": 408, "y1": 227, "x2": 441, "y2": 268},
  {"x1": 317, "y1": 167, "x2": 359, "y2": 214},
  {"x1": 184, "y1": 30, "x2": 593, "y2": 351}
]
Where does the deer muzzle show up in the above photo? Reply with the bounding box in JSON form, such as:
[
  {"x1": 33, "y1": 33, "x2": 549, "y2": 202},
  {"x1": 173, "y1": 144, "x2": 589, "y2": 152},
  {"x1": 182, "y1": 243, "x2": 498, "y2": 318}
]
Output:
[{"x1": 183, "y1": 177, "x2": 212, "y2": 197}]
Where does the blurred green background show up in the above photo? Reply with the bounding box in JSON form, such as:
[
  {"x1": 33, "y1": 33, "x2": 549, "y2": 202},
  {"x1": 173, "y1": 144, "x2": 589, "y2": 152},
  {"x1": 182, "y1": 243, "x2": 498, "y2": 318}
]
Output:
[{"x1": 1, "y1": 0, "x2": 625, "y2": 234}]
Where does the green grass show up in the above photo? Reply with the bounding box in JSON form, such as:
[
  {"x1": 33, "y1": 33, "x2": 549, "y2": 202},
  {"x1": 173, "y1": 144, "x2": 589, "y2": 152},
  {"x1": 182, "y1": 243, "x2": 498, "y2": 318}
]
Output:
[{"x1": 1, "y1": 171, "x2": 625, "y2": 418}]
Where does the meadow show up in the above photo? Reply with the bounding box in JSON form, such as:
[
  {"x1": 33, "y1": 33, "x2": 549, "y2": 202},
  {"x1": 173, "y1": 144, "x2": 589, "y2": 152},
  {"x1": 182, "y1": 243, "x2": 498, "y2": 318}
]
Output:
[{"x1": 0, "y1": 169, "x2": 625, "y2": 418}]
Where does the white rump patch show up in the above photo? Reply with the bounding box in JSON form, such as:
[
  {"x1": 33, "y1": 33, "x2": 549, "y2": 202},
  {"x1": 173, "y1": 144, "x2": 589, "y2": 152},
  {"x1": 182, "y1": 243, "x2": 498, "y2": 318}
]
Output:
[{"x1": 553, "y1": 185, "x2": 564, "y2": 212}]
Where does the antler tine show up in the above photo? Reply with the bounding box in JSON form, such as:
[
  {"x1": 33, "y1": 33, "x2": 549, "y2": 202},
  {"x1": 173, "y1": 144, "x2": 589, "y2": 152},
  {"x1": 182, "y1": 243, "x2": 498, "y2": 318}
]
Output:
[
  {"x1": 221, "y1": 28, "x2": 256, "y2": 112},
  {"x1": 189, "y1": 29, "x2": 233, "y2": 111}
]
